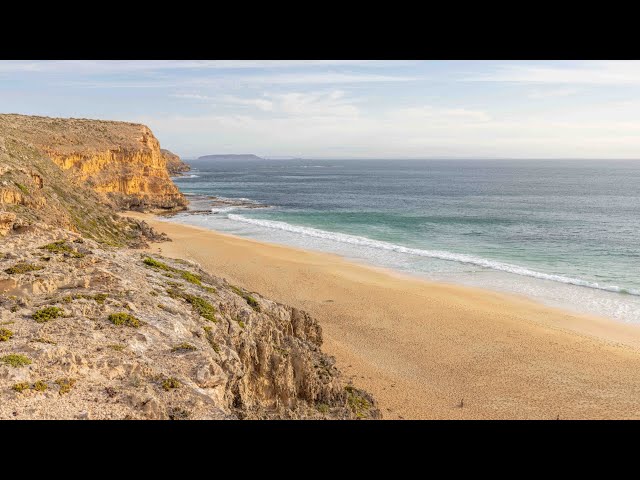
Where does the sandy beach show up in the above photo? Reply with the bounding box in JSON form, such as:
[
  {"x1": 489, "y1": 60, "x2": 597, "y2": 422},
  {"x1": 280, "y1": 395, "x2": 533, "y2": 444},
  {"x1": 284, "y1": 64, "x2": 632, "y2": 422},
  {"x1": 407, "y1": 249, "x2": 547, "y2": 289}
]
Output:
[{"x1": 127, "y1": 212, "x2": 640, "y2": 419}]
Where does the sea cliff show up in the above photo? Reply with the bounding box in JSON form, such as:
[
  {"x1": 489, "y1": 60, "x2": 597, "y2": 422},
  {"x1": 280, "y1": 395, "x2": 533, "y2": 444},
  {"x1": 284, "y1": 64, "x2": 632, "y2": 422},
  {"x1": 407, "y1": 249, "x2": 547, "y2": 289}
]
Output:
[
  {"x1": 0, "y1": 114, "x2": 379, "y2": 420},
  {"x1": 0, "y1": 114, "x2": 187, "y2": 211},
  {"x1": 161, "y1": 149, "x2": 191, "y2": 176}
]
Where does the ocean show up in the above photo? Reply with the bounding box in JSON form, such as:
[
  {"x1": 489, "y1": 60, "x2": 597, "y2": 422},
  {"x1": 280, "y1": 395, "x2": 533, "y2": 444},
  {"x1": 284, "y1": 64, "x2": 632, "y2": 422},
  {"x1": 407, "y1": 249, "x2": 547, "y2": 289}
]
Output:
[{"x1": 168, "y1": 159, "x2": 640, "y2": 323}]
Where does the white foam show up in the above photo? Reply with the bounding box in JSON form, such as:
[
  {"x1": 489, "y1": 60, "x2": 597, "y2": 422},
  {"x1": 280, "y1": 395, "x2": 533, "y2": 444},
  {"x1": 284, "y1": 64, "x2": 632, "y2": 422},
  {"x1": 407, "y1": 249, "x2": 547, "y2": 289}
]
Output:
[
  {"x1": 210, "y1": 207, "x2": 237, "y2": 214},
  {"x1": 227, "y1": 214, "x2": 640, "y2": 297}
]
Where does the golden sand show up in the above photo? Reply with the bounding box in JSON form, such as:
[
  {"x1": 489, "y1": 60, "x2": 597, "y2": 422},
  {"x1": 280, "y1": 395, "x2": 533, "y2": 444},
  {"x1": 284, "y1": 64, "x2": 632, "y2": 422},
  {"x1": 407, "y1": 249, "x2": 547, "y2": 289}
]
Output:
[{"x1": 128, "y1": 212, "x2": 640, "y2": 419}]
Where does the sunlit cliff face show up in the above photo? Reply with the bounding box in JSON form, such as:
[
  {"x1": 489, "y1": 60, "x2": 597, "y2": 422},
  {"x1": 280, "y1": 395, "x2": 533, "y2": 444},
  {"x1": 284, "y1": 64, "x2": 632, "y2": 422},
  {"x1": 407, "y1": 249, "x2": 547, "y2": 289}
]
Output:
[{"x1": 0, "y1": 115, "x2": 187, "y2": 211}]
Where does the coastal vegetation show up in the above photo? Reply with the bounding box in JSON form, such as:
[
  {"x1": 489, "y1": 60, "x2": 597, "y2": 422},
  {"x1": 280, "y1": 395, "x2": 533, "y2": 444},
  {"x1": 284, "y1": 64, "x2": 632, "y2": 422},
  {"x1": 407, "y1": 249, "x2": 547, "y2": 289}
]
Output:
[
  {"x1": 4, "y1": 262, "x2": 44, "y2": 274},
  {"x1": 108, "y1": 312, "x2": 141, "y2": 328},
  {"x1": 33, "y1": 306, "x2": 64, "y2": 323}
]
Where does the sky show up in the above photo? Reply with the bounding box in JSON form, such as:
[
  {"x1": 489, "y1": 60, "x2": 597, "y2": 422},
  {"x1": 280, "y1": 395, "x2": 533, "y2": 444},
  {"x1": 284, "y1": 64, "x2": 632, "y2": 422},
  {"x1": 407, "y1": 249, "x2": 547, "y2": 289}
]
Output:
[{"x1": 1, "y1": 60, "x2": 640, "y2": 159}]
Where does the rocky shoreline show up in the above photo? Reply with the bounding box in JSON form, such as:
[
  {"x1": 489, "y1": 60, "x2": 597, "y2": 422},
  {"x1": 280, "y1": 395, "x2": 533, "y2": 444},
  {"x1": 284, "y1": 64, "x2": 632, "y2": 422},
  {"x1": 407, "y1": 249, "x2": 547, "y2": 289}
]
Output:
[{"x1": 158, "y1": 194, "x2": 269, "y2": 217}]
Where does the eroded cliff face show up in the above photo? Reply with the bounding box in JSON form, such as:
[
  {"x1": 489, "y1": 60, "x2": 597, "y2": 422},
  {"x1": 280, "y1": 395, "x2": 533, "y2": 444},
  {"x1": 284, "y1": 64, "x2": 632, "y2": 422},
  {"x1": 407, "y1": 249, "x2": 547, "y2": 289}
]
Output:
[
  {"x1": 161, "y1": 149, "x2": 190, "y2": 176},
  {"x1": 0, "y1": 113, "x2": 380, "y2": 420},
  {"x1": 0, "y1": 115, "x2": 187, "y2": 211},
  {"x1": 0, "y1": 131, "x2": 164, "y2": 246}
]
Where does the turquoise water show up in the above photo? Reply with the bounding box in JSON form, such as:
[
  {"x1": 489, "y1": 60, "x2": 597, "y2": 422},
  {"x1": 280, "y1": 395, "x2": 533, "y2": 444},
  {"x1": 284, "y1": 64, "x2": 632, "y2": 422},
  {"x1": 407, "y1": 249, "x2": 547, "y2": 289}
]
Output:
[{"x1": 170, "y1": 159, "x2": 640, "y2": 323}]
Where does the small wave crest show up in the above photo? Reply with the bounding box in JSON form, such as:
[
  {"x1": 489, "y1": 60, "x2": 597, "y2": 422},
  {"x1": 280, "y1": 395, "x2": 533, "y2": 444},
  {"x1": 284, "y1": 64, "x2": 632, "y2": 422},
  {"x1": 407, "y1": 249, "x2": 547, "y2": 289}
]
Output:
[{"x1": 227, "y1": 214, "x2": 640, "y2": 297}]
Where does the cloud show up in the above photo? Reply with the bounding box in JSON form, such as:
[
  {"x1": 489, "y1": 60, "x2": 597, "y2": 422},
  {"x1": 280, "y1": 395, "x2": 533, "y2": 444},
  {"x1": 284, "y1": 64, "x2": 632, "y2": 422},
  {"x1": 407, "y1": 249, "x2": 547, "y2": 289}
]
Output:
[
  {"x1": 60, "y1": 71, "x2": 417, "y2": 90},
  {"x1": 468, "y1": 61, "x2": 640, "y2": 85},
  {"x1": 265, "y1": 91, "x2": 359, "y2": 116},
  {"x1": 173, "y1": 90, "x2": 361, "y2": 117},
  {"x1": 0, "y1": 60, "x2": 418, "y2": 74},
  {"x1": 393, "y1": 106, "x2": 491, "y2": 122},
  {"x1": 240, "y1": 73, "x2": 417, "y2": 84},
  {"x1": 527, "y1": 88, "x2": 580, "y2": 99},
  {"x1": 169, "y1": 93, "x2": 215, "y2": 100},
  {"x1": 221, "y1": 95, "x2": 274, "y2": 111}
]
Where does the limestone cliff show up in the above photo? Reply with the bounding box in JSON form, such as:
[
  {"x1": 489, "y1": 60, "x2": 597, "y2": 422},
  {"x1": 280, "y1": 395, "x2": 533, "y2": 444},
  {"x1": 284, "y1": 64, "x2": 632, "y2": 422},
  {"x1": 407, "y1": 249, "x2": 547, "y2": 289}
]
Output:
[
  {"x1": 0, "y1": 115, "x2": 187, "y2": 211},
  {"x1": 0, "y1": 113, "x2": 380, "y2": 420},
  {"x1": 0, "y1": 132, "x2": 161, "y2": 246},
  {"x1": 161, "y1": 149, "x2": 190, "y2": 176}
]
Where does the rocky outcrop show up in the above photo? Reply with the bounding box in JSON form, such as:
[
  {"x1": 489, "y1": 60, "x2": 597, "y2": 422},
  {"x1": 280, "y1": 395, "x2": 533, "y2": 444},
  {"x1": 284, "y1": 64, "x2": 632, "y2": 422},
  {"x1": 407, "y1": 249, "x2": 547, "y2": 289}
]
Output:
[
  {"x1": 161, "y1": 149, "x2": 190, "y2": 176},
  {"x1": 0, "y1": 113, "x2": 380, "y2": 420},
  {"x1": 0, "y1": 228, "x2": 380, "y2": 420},
  {"x1": 0, "y1": 212, "x2": 16, "y2": 236},
  {"x1": 0, "y1": 115, "x2": 187, "y2": 211},
  {"x1": 0, "y1": 131, "x2": 161, "y2": 246}
]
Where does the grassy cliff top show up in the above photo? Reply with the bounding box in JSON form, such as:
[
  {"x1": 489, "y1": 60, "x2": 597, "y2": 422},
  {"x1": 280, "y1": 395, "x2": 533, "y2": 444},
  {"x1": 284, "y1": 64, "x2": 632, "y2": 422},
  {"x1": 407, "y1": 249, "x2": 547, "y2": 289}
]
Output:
[{"x1": 0, "y1": 114, "x2": 159, "y2": 155}]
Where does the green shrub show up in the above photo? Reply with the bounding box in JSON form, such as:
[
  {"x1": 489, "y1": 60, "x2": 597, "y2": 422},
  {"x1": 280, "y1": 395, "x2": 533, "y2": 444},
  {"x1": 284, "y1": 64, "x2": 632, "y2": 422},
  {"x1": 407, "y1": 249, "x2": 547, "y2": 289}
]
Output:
[
  {"x1": 4, "y1": 263, "x2": 44, "y2": 275},
  {"x1": 33, "y1": 380, "x2": 47, "y2": 392},
  {"x1": 12, "y1": 382, "x2": 30, "y2": 393},
  {"x1": 143, "y1": 257, "x2": 171, "y2": 270},
  {"x1": 1, "y1": 354, "x2": 32, "y2": 367},
  {"x1": 187, "y1": 295, "x2": 217, "y2": 322},
  {"x1": 244, "y1": 295, "x2": 260, "y2": 312},
  {"x1": 108, "y1": 344, "x2": 126, "y2": 351},
  {"x1": 33, "y1": 306, "x2": 64, "y2": 323},
  {"x1": 171, "y1": 343, "x2": 197, "y2": 353},
  {"x1": 56, "y1": 378, "x2": 76, "y2": 395},
  {"x1": 167, "y1": 288, "x2": 217, "y2": 322},
  {"x1": 94, "y1": 293, "x2": 108, "y2": 305},
  {"x1": 179, "y1": 270, "x2": 202, "y2": 286},
  {"x1": 345, "y1": 386, "x2": 372, "y2": 419},
  {"x1": 108, "y1": 312, "x2": 141, "y2": 328},
  {"x1": 0, "y1": 328, "x2": 14, "y2": 342},
  {"x1": 162, "y1": 377, "x2": 181, "y2": 391},
  {"x1": 145, "y1": 256, "x2": 205, "y2": 286},
  {"x1": 15, "y1": 182, "x2": 29, "y2": 195},
  {"x1": 230, "y1": 285, "x2": 261, "y2": 311},
  {"x1": 40, "y1": 241, "x2": 85, "y2": 258}
]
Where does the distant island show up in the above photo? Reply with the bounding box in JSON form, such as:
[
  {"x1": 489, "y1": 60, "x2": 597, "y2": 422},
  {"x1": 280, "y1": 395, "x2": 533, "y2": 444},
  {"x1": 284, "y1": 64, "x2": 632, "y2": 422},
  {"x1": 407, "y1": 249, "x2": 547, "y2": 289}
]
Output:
[{"x1": 196, "y1": 154, "x2": 264, "y2": 161}]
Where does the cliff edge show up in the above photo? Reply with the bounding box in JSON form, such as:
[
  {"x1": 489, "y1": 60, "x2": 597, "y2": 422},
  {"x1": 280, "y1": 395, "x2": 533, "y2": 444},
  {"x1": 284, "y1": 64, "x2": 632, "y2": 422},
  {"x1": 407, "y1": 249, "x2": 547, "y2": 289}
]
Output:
[
  {"x1": 0, "y1": 114, "x2": 379, "y2": 420},
  {"x1": 0, "y1": 114, "x2": 187, "y2": 211},
  {"x1": 161, "y1": 149, "x2": 190, "y2": 176}
]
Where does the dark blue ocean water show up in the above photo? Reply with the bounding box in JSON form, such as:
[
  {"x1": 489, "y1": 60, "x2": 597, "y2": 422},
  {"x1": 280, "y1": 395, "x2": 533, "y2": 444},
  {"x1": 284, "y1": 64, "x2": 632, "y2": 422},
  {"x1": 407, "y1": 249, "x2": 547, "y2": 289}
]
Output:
[{"x1": 170, "y1": 159, "x2": 640, "y2": 322}]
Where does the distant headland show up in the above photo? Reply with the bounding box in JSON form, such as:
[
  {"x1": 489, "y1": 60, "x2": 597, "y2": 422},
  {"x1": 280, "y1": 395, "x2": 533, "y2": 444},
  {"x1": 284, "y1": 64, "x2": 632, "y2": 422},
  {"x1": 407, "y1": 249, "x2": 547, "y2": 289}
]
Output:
[{"x1": 195, "y1": 154, "x2": 264, "y2": 161}]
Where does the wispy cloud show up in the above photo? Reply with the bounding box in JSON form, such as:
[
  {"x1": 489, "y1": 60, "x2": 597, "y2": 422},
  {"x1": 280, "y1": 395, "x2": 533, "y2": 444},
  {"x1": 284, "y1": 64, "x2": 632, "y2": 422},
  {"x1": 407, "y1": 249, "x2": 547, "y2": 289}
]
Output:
[
  {"x1": 468, "y1": 61, "x2": 640, "y2": 85},
  {"x1": 221, "y1": 95, "x2": 274, "y2": 112},
  {"x1": 527, "y1": 88, "x2": 580, "y2": 99},
  {"x1": 170, "y1": 93, "x2": 216, "y2": 100},
  {"x1": 0, "y1": 60, "x2": 417, "y2": 74},
  {"x1": 170, "y1": 90, "x2": 361, "y2": 116},
  {"x1": 242, "y1": 73, "x2": 417, "y2": 84},
  {"x1": 63, "y1": 71, "x2": 417, "y2": 90},
  {"x1": 392, "y1": 105, "x2": 491, "y2": 122}
]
